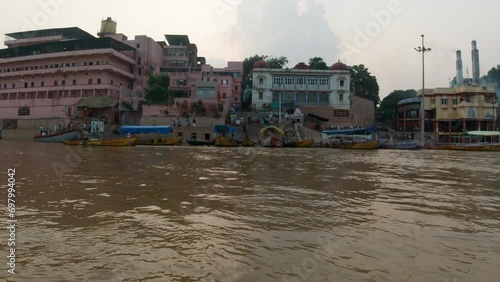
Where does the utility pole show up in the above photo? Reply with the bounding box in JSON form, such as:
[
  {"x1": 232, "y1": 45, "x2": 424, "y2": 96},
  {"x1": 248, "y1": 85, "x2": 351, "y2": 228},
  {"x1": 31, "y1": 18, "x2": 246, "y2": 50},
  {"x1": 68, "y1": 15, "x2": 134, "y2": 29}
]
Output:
[{"x1": 414, "y1": 35, "x2": 431, "y2": 146}]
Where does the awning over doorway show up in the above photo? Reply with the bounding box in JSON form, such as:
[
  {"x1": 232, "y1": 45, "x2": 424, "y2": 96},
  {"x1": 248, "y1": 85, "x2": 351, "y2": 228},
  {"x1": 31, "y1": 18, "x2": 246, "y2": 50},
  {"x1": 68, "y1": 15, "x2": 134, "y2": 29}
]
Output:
[
  {"x1": 306, "y1": 113, "x2": 329, "y2": 122},
  {"x1": 73, "y1": 96, "x2": 118, "y2": 108}
]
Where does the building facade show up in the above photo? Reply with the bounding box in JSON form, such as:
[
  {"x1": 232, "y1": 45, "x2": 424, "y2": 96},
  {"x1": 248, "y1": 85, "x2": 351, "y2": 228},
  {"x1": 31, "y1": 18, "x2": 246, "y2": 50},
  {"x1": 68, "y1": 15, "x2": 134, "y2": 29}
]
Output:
[
  {"x1": 251, "y1": 61, "x2": 351, "y2": 111},
  {"x1": 0, "y1": 26, "x2": 136, "y2": 122},
  {"x1": 397, "y1": 86, "x2": 498, "y2": 142},
  {"x1": 0, "y1": 18, "x2": 244, "y2": 123},
  {"x1": 249, "y1": 61, "x2": 375, "y2": 127}
]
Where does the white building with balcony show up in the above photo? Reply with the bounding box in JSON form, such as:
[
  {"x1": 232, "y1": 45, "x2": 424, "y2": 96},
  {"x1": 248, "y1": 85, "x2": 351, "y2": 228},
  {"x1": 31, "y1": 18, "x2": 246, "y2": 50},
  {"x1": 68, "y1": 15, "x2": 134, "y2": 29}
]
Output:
[{"x1": 251, "y1": 61, "x2": 351, "y2": 113}]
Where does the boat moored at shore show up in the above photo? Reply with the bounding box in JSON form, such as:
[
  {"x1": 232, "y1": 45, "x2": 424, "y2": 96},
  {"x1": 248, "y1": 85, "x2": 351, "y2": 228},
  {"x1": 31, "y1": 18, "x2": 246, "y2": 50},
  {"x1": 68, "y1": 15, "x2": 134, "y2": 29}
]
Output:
[{"x1": 34, "y1": 129, "x2": 81, "y2": 143}]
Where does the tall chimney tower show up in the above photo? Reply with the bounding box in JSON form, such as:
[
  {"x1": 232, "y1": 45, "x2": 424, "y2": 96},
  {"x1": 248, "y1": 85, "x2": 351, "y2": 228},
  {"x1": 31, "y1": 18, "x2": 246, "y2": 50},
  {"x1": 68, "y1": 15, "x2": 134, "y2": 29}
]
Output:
[
  {"x1": 456, "y1": 50, "x2": 464, "y2": 87},
  {"x1": 471, "y1": 40, "x2": 480, "y2": 84}
]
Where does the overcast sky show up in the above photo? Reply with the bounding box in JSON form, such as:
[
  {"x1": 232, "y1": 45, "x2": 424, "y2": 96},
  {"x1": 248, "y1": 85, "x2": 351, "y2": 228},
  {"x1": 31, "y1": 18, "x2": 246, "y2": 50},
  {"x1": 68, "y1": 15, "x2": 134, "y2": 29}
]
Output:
[{"x1": 1, "y1": 0, "x2": 499, "y2": 99}]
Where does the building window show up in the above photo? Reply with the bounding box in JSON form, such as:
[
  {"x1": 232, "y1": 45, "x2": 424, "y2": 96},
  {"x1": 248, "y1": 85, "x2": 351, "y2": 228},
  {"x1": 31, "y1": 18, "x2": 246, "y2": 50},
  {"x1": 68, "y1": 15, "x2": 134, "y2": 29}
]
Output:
[
  {"x1": 441, "y1": 98, "x2": 448, "y2": 105},
  {"x1": 88, "y1": 79, "x2": 93, "y2": 85},
  {"x1": 259, "y1": 78, "x2": 264, "y2": 85},
  {"x1": 259, "y1": 92, "x2": 263, "y2": 100},
  {"x1": 137, "y1": 57, "x2": 141, "y2": 64},
  {"x1": 222, "y1": 93, "x2": 227, "y2": 99},
  {"x1": 24, "y1": 82, "x2": 28, "y2": 88},
  {"x1": 273, "y1": 77, "x2": 283, "y2": 85},
  {"x1": 31, "y1": 82, "x2": 34, "y2": 87},
  {"x1": 138, "y1": 68, "x2": 142, "y2": 75},
  {"x1": 452, "y1": 98, "x2": 458, "y2": 105},
  {"x1": 286, "y1": 77, "x2": 294, "y2": 85},
  {"x1": 12, "y1": 83, "x2": 15, "y2": 88},
  {"x1": 41, "y1": 81, "x2": 44, "y2": 87},
  {"x1": 339, "y1": 93, "x2": 344, "y2": 101},
  {"x1": 320, "y1": 78, "x2": 329, "y2": 86},
  {"x1": 97, "y1": 78, "x2": 102, "y2": 84},
  {"x1": 339, "y1": 80, "x2": 344, "y2": 87},
  {"x1": 54, "y1": 81, "x2": 58, "y2": 86},
  {"x1": 111, "y1": 80, "x2": 114, "y2": 85},
  {"x1": 221, "y1": 79, "x2": 228, "y2": 85},
  {"x1": 73, "y1": 80, "x2": 76, "y2": 85},
  {"x1": 136, "y1": 43, "x2": 140, "y2": 48},
  {"x1": 235, "y1": 85, "x2": 238, "y2": 91},
  {"x1": 62, "y1": 80, "x2": 65, "y2": 86}
]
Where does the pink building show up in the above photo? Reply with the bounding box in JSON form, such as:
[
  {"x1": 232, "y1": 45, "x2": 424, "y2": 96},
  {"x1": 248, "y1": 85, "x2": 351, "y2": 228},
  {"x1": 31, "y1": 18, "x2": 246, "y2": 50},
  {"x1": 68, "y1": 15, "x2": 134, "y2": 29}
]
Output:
[
  {"x1": 0, "y1": 26, "x2": 136, "y2": 123},
  {"x1": 0, "y1": 18, "x2": 243, "y2": 124}
]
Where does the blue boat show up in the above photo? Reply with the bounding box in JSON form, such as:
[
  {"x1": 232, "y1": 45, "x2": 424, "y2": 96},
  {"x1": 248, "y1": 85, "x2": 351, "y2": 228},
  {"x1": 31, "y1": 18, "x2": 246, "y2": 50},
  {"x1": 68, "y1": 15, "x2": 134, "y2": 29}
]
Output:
[{"x1": 120, "y1": 125, "x2": 172, "y2": 135}]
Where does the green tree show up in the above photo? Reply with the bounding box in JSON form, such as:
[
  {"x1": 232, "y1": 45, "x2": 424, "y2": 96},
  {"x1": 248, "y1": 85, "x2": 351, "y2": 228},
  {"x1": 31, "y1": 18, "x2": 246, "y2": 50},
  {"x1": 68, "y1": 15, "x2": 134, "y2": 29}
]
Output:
[
  {"x1": 378, "y1": 89, "x2": 417, "y2": 121},
  {"x1": 267, "y1": 56, "x2": 289, "y2": 69},
  {"x1": 349, "y1": 64, "x2": 380, "y2": 106},
  {"x1": 144, "y1": 73, "x2": 171, "y2": 104},
  {"x1": 309, "y1": 57, "x2": 328, "y2": 70},
  {"x1": 243, "y1": 54, "x2": 268, "y2": 85},
  {"x1": 481, "y1": 65, "x2": 500, "y2": 85}
]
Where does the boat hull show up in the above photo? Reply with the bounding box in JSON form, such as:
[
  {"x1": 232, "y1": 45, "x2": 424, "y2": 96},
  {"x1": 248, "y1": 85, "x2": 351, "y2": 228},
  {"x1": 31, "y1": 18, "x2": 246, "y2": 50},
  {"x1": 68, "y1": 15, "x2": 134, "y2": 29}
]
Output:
[
  {"x1": 283, "y1": 139, "x2": 314, "y2": 148},
  {"x1": 34, "y1": 130, "x2": 80, "y2": 143},
  {"x1": 320, "y1": 140, "x2": 380, "y2": 149},
  {"x1": 186, "y1": 139, "x2": 215, "y2": 146},
  {"x1": 380, "y1": 141, "x2": 419, "y2": 150},
  {"x1": 135, "y1": 137, "x2": 183, "y2": 146},
  {"x1": 240, "y1": 140, "x2": 257, "y2": 147},
  {"x1": 434, "y1": 143, "x2": 500, "y2": 151},
  {"x1": 214, "y1": 137, "x2": 239, "y2": 147},
  {"x1": 260, "y1": 136, "x2": 283, "y2": 147},
  {"x1": 62, "y1": 137, "x2": 137, "y2": 146}
]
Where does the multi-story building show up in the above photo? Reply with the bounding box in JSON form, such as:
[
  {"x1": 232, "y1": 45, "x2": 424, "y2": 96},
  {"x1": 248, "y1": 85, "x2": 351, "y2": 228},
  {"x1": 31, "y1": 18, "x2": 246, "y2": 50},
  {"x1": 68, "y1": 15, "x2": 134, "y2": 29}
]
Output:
[
  {"x1": 0, "y1": 18, "x2": 244, "y2": 124},
  {"x1": 397, "y1": 86, "x2": 498, "y2": 142},
  {"x1": 250, "y1": 60, "x2": 373, "y2": 127},
  {"x1": 251, "y1": 61, "x2": 351, "y2": 111},
  {"x1": 0, "y1": 26, "x2": 136, "y2": 123}
]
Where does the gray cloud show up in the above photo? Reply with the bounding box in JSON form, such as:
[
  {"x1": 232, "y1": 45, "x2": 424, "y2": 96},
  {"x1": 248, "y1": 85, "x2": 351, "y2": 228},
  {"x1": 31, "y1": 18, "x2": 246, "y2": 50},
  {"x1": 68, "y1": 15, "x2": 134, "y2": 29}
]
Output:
[{"x1": 229, "y1": 0, "x2": 341, "y2": 67}]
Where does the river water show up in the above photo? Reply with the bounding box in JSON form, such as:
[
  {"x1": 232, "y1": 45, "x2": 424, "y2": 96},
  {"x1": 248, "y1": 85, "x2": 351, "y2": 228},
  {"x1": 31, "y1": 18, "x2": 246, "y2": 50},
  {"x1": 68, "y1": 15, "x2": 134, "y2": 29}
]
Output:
[{"x1": 0, "y1": 139, "x2": 499, "y2": 282}]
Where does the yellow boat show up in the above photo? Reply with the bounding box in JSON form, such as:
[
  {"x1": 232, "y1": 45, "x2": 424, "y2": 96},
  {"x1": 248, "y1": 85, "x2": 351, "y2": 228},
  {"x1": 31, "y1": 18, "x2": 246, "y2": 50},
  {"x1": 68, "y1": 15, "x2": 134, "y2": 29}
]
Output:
[
  {"x1": 320, "y1": 140, "x2": 380, "y2": 150},
  {"x1": 214, "y1": 125, "x2": 239, "y2": 147},
  {"x1": 283, "y1": 139, "x2": 314, "y2": 148},
  {"x1": 135, "y1": 137, "x2": 183, "y2": 146},
  {"x1": 214, "y1": 136, "x2": 239, "y2": 147},
  {"x1": 62, "y1": 137, "x2": 137, "y2": 146},
  {"x1": 241, "y1": 140, "x2": 257, "y2": 147},
  {"x1": 120, "y1": 125, "x2": 181, "y2": 146}
]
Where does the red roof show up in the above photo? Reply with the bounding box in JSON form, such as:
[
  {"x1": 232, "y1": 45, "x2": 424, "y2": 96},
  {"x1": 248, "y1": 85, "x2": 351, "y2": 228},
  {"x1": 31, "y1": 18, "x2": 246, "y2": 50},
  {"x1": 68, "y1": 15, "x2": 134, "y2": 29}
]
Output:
[
  {"x1": 293, "y1": 62, "x2": 309, "y2": 69},
  {"x1": 253, "y1": 60, "x2": 270, "y2": 68},
  {"x1": 331, "y1": 61, "x2": 349, "y2": 71}
]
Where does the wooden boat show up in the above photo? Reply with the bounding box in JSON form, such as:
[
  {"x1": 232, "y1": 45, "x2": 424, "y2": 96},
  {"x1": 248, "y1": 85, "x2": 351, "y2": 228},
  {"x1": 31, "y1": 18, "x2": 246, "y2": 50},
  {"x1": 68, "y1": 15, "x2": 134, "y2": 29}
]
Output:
[
  {"x1": 62, "y1": 137, "x2": 137, "y2": 146},
  {"x1": 320, "y1": 140, "x2": 380, "y2": 149},
  {"x1": 135, "y1": 137, "x2": 183, "y2": 146},
  {"x1": 214, "y1": 136, "x2": 239, "y2": 147},
  {"x1": 320, "y1": 127, "x2": 379, "y2": 149},
  {"x1": 260, "y1": 126, "x2": 285, "y2": 147},
  {"x1": 379, "y1": 140, "x2": 419, "y2": 150},
  {"x1": 34, "y1": 129, "x2": 80, "y2": 143},
  {"x1": 120, "y1": 125, "x2": 182, "y2": 146},
  {"x1": 186, "y1": 139, "x2": 215, "y2": 146},
  {"x1": 283, "y1": 138, "x2": 314, "y2": 148},
  {"x1": 240, "y1": 140, "x2": 257, "y2": 147},
  {"x1": 433, "y1": 131, "x2": 500, "y2": 151},
  {"x1": 435, "y1": 143, "x2": 500, "y2": 151},
  {"x1": 214, "y1": 124, "x2": 239, "y2": 147}
]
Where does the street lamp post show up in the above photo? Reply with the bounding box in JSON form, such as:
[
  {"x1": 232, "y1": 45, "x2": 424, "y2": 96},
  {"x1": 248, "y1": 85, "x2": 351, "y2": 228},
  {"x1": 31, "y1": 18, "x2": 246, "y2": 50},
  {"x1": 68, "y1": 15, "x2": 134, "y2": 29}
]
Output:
[{"x1": 414, "y1": 34, "x2": 431, "y2": 146}]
